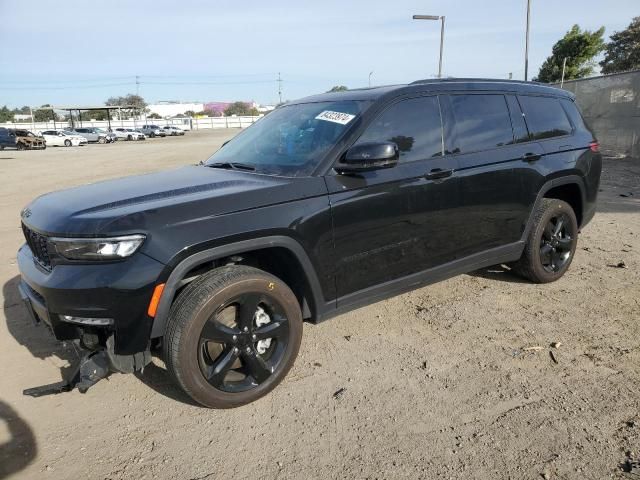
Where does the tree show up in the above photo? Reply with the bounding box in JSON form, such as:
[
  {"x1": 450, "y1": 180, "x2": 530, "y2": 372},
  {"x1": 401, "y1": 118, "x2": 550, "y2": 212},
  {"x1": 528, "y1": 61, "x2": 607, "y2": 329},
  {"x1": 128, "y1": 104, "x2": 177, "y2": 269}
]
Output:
[
  {"x1": 147, "y1": 113, "x2": 162, "y2": 119},
  {"x1": 327, "y1": 85, "x2": 348, "y2": 92},
  {"x1": 33, "y1": 105, "x2": 60, "y2": 122},
  {"x1": 600, "y1": 17, "x2": 640, "y2": 74},
  {"x1": 105, "y1": 94, "x2": 147, "y2": 117},
  {"x1": 80, "y1": 109, "x2": 110, "y2": 121},
  {"x1": 0, "y1": 106, "x2": 14, "y2": 122},
  {"x1": 223, "y1": 101, "x2": 259, "y2": 116},
  {"x1": 534, "y1": 25, "x2": 605, "y2": 83}
]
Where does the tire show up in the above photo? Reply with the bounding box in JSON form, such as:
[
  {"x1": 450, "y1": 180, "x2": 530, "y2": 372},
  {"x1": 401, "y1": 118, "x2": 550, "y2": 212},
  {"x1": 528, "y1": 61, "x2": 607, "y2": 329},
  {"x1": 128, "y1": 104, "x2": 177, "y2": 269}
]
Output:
[
  {"x1": 164, "y1": 265, "x2": 303, "y2": 408},
  {"x1": 150, "y1": 132, "x2": 155, "y2": 138},
  {"x1": 16, "y1": 142, "x2": 24, "y2": 150},
  {"x1": 64, "y1": 139, "x2": 72, "y2": 147},
  {"x1": 127, "y1": 135, "x2": 133, "y2": 141},
  {"x1": 511, "y1": 198, "x2": 578, "y2": 283},
  {"x1": 98, "y1": 137, "x2": 106, "y2": 144}
]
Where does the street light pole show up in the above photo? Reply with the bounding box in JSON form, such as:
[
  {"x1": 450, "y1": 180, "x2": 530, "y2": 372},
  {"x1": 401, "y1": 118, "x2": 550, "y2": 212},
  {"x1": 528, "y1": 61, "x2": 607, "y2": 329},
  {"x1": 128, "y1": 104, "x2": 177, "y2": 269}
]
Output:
[
  {"x1": 524, "y1": 0, "x2": 531, "y2": 81},
  {"x1": 412, "y1": 14, "x2": 445, "y2": 78},
  {"x1": 368, "y1": 71, "x2": 374, "y2": 87}
]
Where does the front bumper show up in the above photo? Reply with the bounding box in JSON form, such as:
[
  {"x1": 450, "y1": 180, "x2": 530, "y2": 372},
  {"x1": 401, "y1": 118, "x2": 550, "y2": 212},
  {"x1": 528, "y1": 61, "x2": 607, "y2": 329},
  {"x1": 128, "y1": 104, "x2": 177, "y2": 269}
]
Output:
[{"x1": 17, "y1": 244, "x2": 166, "y2": 355}]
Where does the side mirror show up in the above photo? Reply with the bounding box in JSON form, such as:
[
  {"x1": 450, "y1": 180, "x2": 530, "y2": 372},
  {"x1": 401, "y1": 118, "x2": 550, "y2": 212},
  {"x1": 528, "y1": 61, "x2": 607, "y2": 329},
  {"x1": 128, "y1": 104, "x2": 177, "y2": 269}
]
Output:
[{"x1": 335, "y1": 141, "x2": 399, "y2": 174}]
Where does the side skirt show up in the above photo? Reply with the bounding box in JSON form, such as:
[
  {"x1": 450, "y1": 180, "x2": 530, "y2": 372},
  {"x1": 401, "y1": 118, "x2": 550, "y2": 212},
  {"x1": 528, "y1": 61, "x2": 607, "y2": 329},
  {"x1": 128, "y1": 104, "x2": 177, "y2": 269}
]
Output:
[{"x1": 316, "y1": 241, "x2": 524, "y2": 322}]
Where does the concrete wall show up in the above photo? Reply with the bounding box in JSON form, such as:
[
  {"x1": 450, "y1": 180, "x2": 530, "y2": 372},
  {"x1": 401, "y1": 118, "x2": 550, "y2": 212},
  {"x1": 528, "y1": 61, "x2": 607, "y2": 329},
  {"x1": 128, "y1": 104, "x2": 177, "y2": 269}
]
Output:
[{"x1": 555, "y1": 70, "x2": 640, "y2": 157}]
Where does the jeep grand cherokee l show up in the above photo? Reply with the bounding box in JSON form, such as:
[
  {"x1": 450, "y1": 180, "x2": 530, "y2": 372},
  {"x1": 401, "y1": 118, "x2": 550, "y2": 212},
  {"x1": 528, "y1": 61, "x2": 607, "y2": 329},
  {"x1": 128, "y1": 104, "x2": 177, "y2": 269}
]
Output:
[{"x1": 17, "y1": 79, "x2": 601, "y2": 408}]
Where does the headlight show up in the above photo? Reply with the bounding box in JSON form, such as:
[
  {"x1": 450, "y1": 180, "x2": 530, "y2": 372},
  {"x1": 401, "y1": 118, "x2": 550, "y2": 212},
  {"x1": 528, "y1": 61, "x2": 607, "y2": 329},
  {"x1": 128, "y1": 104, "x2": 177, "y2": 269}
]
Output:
[{"x1": 51, "y1": 234, "x2": 145, "y2": 261}]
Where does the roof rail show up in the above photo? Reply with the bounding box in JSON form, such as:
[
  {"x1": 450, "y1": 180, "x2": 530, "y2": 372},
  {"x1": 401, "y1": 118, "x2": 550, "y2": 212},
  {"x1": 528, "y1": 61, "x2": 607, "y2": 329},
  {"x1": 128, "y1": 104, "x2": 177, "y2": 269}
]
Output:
[{"x1": 409, "y1": 77, "x2": 541, "y2": 86}]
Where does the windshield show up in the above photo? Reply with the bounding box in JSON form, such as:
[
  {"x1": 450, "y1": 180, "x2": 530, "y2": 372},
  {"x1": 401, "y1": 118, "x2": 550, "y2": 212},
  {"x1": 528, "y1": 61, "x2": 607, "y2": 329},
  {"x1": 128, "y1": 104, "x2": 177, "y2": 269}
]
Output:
[{"x1": 204, "y1": 100, "x2": 369, "y2": 176}]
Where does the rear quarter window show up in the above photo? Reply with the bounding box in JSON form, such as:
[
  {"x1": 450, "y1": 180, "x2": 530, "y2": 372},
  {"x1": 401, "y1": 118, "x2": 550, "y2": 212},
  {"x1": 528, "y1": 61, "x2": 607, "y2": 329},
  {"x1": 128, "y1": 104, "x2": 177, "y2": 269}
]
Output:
[
  {"x1": 518, "y1": 95, "x2": 572, "y2": 140},
  {"x1": 560, "y1": 98, "x2": 590, "y2": 134}
]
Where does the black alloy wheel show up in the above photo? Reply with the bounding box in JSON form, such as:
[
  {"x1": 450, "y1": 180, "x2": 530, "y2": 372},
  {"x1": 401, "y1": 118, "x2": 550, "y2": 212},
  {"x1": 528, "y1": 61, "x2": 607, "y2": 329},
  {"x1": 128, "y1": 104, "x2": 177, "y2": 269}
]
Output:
[
  {"x1": 511, "y1": 198, "x2": 578, "y2": 283},
  {"x1": 164, "y1": 265, "x2": 303, "y2": 408},
  {"x1": 539, "y1": 213, "x2": 573, "y2": 273},
  {"x1": 198, "y1": 292, "x2": 290, "y2": 393}
]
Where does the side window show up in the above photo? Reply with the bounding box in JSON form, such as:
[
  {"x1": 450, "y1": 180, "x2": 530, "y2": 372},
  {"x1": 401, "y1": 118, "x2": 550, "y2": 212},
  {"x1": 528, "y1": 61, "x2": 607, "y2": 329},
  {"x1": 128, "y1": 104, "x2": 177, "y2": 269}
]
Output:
[
  {"x1": 560, "y1": 98, "x2": 589, "y2": 133},
  {"x1": 518, "y1": 95, "x2": 572, "y2": 140},
  {"x1": 355, "y1": 96, "x2": 443, "y2": 162},
  {"x1": 505, "y1": 95, "x2": 529, "y2": 143},
  {"x1": 448, "y1": 94, "x2": 513, "y2": 153}
]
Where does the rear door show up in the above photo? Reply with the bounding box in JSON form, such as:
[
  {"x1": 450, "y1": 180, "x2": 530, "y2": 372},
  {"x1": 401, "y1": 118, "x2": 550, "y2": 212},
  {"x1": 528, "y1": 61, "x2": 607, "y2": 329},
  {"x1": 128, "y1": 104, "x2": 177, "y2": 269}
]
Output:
[
  {"x1": 441, "y1": 93, "x2": 544, "y2": 256},
  {"x1": 326, "y1": 95, "x2": 461, "y2": 300}
]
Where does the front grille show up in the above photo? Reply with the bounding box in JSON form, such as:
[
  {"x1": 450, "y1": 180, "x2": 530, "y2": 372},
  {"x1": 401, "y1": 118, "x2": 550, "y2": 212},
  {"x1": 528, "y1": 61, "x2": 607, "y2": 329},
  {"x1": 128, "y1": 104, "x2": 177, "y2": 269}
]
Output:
[{"x1": 22, "y1": 224, "x2": 52, "y2": 270}]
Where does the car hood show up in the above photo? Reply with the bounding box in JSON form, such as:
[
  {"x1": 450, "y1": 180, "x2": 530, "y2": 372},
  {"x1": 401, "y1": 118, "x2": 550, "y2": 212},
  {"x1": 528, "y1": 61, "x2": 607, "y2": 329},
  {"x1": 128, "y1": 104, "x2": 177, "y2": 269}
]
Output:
[{"x1": 21, "y1": 165, "x2": 327, "y2": 236}]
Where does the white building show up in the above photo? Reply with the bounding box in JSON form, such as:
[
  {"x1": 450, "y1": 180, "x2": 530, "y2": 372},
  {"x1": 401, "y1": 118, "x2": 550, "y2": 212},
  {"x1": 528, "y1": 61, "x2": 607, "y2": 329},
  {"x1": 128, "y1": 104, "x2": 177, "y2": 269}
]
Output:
[{"x1": 147, "y1": 101, "x2": 204, "y2": 118}]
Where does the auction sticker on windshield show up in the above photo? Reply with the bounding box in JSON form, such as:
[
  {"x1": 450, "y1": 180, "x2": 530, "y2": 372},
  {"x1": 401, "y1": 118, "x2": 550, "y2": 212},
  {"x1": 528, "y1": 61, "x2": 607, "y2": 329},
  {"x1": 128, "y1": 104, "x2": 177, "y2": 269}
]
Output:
[{"x1": 315, "y1": 111, "x2": 356, "y2": 125}]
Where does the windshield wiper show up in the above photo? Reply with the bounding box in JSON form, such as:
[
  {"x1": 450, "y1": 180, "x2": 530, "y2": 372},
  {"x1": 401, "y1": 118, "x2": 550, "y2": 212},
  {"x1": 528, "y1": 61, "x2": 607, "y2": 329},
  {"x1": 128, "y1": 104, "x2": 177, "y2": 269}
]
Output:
[{"x1": 206, "y1": 162, "x2": 256, "y2": 171}]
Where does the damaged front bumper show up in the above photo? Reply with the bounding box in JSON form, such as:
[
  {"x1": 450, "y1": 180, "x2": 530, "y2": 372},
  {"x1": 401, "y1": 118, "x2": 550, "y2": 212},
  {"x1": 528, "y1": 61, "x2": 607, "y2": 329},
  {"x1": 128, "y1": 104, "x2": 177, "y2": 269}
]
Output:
[{"x1": 17, "y1": 243, "x2": 164, "y2": 395}]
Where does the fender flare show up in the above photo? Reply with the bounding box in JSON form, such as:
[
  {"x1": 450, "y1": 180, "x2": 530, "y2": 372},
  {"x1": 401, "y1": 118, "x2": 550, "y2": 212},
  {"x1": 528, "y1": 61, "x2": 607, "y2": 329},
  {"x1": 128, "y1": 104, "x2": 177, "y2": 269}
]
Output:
[
  {"x1": 150, "y1": 235, "x2": 326, "y2": 338},
  {"x1": 521, "y1": 174, "x2": 587, "y2": 242}
]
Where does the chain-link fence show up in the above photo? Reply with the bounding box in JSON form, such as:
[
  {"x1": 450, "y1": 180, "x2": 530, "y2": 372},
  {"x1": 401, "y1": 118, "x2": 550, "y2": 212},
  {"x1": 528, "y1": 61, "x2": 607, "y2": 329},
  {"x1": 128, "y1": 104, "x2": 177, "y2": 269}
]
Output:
[{"x1": 555, "y1": 70, "x2": 640, "y2": 158}]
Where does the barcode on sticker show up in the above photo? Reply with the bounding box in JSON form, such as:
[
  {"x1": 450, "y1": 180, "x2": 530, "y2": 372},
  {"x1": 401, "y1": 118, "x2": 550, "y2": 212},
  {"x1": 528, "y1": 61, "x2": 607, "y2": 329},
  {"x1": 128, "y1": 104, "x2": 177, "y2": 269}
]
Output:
[{"x1": 315, "y1": 111, "x2": 356, "y2": 125}]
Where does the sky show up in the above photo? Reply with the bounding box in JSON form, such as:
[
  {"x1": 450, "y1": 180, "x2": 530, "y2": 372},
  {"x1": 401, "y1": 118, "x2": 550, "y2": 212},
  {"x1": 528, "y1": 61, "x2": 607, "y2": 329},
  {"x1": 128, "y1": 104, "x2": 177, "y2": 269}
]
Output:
[{"x1": 0, "y1": 0, "x2": 636, "y2": 108}]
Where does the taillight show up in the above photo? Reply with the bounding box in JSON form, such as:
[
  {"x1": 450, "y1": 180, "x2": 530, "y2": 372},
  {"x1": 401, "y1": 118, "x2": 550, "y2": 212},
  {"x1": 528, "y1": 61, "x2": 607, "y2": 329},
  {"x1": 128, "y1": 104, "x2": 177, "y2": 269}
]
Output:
[{"x1": 589, "y1": 141, "x2": 599, "y2": 153}]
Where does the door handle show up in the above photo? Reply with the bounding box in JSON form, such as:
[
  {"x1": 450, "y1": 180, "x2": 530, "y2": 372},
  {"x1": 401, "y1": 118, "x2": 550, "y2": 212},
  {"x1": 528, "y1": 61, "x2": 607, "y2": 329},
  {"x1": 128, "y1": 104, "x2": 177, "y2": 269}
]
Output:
[
  {"x1": 522, "y1": 152, "x2": 542, "y2": 162},
  {"x1": 425, "y1": 168, "x2": 453, "y2": 180}
]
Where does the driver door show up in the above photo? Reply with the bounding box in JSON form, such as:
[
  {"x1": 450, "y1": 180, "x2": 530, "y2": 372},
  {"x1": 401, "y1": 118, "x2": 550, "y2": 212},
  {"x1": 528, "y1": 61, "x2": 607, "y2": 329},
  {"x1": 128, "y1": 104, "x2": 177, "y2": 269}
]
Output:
[{"x1": 325, "y1": 95, "x2": 461, "y2": 302}]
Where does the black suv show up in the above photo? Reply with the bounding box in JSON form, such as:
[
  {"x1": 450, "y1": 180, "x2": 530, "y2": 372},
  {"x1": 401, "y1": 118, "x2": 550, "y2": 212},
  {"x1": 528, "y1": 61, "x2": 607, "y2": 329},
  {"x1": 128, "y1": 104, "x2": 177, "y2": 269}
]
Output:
[{"x1": 17, "y1": 79, "x2": 601, "y2": 407}]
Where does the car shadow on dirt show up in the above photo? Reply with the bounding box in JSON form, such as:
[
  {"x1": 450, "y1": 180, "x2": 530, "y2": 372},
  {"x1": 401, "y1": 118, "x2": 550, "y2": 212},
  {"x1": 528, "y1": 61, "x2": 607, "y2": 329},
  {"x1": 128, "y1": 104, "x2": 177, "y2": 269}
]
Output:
[
  {"x1": 0, "y1": 399, "x2": 37, "y2": 479},
  {"x1": 467, "y1": 264, "x2": 531, "y2": 283},
  {"x1": 135, "y1": 362, "x2": 201, "y2": 407}
]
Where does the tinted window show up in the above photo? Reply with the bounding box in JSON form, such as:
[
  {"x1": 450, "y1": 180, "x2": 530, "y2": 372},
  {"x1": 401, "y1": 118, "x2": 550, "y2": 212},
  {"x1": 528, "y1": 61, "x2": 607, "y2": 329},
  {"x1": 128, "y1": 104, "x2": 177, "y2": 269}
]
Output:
[
  {"x1": 560, "y1": 98, "x2": 590, "y2": 133},
  {"x1": 505, "y1": 95, "x2": 529, "y2": 143},
  {"x1": 449, "y1": 94, "x2": 513, "y2": 153},
  {"x1": 518, "y1": 95, "x2": 572, "y2": 140},
  {"x1": 356, "y1": 96, "x2": 442, "y2": 162}
]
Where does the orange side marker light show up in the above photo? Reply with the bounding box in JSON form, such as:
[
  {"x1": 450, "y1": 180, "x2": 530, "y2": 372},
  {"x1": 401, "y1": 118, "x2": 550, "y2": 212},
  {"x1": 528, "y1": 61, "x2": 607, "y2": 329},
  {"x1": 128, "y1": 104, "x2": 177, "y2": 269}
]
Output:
[{"x1": 147, "y1": 283, "x2": 166, "y2": 317}]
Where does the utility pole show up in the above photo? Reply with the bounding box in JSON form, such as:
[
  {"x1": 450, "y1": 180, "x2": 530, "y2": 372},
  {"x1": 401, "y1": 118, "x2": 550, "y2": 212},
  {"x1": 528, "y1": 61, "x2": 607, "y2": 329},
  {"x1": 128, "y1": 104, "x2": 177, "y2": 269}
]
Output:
[
  {"x1": 369, "y1": 71, "x2": 374, "y2": 87},
  {"x1": 135, "y1": 75, "x2": 140, "y2": 96},
  {"x1": 277, "y1": 72, "x2": 283, "y2": 104},
  {"x1": 560, "y1": 57, "x2": 567, "y2": 87},
  {"x1": 524, "y1": 0, "x2": 531, "y2": 81}
]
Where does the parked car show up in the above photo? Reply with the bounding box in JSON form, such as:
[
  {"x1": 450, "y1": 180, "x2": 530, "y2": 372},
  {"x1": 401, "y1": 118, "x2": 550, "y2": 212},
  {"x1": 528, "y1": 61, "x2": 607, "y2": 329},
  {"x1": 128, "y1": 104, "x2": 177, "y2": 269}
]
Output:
[
  {"x1": 113, "y1": 127, "x2": 145, "y2": 141},
  {"x1": 41, "y1": 130, "x2": 88, "y2": 147},
  {"x1": 13, "y1": 129, "x2": 46, "y2": 149},
  {"x1": 0, "y1": 127, "x2": 17, "y2": 150},
  {"x1": 94, "y1": 128, "x2": 117, "y2": 143},
  {"x1": 139, "y1": 125, "x2": 166, "y2": 138},
  {"x1": 68, "y1": 127, "x2": 109, "y2": 144},
  {"x1": 162, "y1": 125, "x2": 185, "y2": 136},
  {"x1": 17, "y1": 79, "x2": 601, "y2": 408},
  {"x1": 127, "y1": 128, "x2": 146, "y2": 140}
]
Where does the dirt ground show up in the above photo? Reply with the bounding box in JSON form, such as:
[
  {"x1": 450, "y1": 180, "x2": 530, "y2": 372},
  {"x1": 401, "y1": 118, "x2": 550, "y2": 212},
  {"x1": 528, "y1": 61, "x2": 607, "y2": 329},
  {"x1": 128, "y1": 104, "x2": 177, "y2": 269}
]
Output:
[{"x1": 0, "y1": 130, "x2": 638, "y2": 480}]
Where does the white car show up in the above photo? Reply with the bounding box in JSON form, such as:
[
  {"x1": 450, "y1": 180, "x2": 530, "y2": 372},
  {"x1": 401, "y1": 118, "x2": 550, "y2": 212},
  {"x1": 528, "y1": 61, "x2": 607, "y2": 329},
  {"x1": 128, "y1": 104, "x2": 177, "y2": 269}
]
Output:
[
  {"x1": 113, "y1": 128, "x2": 144, "y2": 141},
  {"x1": 41, "y1": 130, "x2": 88, "y2": 147},
  {"x1": 162, "y1": 125, "x2": 185, "y2": 136}
]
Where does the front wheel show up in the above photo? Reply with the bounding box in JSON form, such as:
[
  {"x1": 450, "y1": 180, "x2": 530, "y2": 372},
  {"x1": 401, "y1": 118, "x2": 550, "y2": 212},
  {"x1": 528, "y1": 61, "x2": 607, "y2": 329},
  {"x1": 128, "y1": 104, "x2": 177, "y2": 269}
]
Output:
[
  {"x1": 64, "y1": 139, "x2": 72, "y2": 147},
  {"x1": 98, "y1": 137, "x2": 106, "y2": 144},
  {"x1": 511, "y1": 198, "x2": 578, "y2": 283},
  {"x1": 164, "y1": 266, "x2": 303, "y2": 408}
]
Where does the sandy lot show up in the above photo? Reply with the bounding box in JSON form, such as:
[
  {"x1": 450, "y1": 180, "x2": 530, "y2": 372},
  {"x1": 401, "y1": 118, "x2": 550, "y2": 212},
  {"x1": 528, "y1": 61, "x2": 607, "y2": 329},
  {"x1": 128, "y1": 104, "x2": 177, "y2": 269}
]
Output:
[{"x1": 0, "y1": 130, "x2": 639, "y2": 480}]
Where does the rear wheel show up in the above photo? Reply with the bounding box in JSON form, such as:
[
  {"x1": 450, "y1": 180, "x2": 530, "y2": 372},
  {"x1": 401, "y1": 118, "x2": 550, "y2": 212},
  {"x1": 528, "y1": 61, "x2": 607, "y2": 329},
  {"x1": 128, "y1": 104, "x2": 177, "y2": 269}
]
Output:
[
  {"x1": 511, "y1": 198, "x2": 578, "y2": 283},
  {"x1": 164, "y1": 266, "x2": 303, "y2": 408}
]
